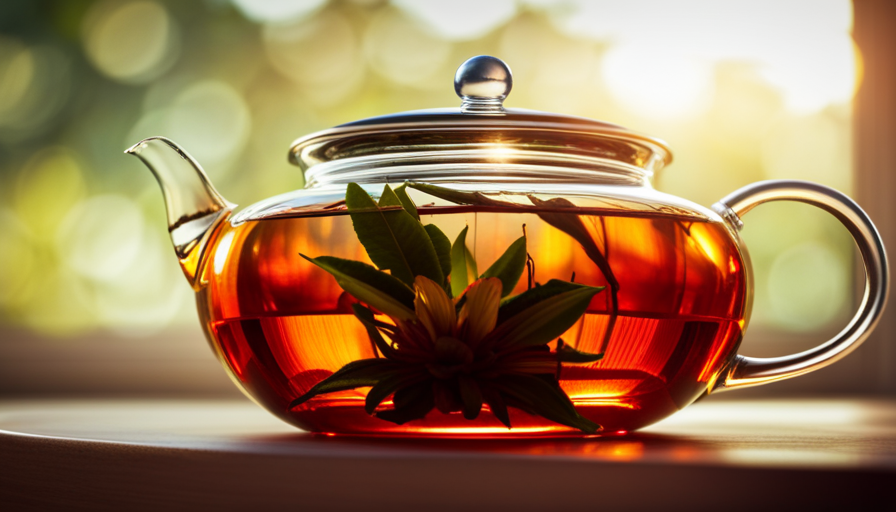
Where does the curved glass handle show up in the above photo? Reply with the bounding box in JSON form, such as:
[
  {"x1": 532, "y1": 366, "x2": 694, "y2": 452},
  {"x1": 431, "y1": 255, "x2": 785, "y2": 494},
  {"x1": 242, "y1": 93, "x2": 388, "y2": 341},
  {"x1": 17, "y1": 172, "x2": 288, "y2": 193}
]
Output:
[{"x1": 711, "y1": 180, "x2": 889, "y2": 390}]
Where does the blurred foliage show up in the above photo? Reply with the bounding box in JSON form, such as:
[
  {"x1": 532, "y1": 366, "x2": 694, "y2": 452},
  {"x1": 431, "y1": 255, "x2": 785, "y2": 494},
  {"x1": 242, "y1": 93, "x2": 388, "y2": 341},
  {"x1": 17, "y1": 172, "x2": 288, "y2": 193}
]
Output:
[{"x1": 0, "y1": 0, "x2": 856, "y2": 337}]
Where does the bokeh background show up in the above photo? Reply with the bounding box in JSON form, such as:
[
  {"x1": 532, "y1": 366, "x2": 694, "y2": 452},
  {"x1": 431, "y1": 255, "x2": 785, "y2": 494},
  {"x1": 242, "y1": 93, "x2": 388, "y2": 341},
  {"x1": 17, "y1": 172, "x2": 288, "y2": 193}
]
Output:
[{"x1": 2, "y1": 0, "x2": 888, "y2": 397}]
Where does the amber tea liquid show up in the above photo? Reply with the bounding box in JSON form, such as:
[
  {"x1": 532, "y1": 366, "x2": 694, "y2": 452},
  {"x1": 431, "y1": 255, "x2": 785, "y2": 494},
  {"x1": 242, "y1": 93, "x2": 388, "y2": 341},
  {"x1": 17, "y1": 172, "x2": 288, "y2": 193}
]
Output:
[{"x1": 199, "y1": 207, "x2": 747, "y2": 436}]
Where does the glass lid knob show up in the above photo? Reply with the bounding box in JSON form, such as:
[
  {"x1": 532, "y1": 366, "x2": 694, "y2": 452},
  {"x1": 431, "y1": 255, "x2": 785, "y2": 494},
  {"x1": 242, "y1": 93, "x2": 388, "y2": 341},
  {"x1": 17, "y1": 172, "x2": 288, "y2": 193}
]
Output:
[{"x1": 454, "y1": 55, "x2": 512, "y2": 114}]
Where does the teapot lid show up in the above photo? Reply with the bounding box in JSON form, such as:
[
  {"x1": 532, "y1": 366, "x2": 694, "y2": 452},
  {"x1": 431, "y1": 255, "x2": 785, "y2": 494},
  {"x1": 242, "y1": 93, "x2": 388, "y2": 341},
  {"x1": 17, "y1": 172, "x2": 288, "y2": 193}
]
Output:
[{"x1": 289, "y1": 56, "x2": 672, "y2": 187}]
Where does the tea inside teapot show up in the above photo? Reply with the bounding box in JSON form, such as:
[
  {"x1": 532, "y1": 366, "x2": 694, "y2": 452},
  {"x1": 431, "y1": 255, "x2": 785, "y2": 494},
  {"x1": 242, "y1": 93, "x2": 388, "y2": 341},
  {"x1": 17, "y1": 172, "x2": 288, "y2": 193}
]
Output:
[{"x1": 208, "y1": 198, "x2": 745, "y2": 434}]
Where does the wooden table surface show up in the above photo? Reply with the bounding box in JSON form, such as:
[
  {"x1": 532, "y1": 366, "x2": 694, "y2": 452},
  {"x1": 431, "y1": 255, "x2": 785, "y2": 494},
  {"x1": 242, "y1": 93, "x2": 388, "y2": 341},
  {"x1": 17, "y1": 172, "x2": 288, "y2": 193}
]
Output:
[{"x1": 1, "y1": 398, "x2": 894, "y2": 511}]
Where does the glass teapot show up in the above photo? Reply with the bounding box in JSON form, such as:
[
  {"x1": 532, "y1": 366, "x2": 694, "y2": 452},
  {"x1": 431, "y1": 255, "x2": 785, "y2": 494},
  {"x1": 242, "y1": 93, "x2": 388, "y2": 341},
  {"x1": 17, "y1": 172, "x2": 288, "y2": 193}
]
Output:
[{"x1": 126, "y1": 56, "x2": 888, "y2": 437}]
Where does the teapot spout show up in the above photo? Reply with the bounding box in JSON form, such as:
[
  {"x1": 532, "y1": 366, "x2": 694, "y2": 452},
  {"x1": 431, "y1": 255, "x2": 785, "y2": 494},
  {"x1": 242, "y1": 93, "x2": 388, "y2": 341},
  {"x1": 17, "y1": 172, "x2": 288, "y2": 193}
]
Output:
[{"x1": 125, "y1": 137, "x2": 234, "y2": 288}]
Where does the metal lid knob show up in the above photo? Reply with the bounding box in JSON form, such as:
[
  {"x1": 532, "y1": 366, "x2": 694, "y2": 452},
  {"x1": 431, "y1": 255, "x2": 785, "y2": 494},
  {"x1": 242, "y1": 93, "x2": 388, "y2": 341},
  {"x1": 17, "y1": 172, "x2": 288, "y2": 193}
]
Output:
[{"x1": 454, "y1": 55, "x2": 512, "y2": 114}]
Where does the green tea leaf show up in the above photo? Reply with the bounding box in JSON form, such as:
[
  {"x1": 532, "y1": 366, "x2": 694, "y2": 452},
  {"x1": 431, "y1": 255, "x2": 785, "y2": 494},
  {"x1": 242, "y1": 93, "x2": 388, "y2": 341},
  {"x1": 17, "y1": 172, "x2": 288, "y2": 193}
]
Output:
[
  {"x1": 302, "y1": 255, "x2": 416, "y2": 321},
  {"x1": 375, "y1": 380, "x2": 435, "y2": 425},
  {"x1": 345, "y1": 183, "x2": 443, "y2": 287},
  {"x1": 424, "y1": 224, "x2": 452, "y2": 283},
  {"x1": 528, "y1": 195, "x2": 620, "y2": 358},
  {"x1": 497, "y1": 279, "x2": 604, "y2": 325},
  {"x1": 392, "y1": 183, "x2": 419, "y2": 220},
  {"x1": 457, "y1": 374, "x2": 483, "y2": 420},
  {"x1": 365, "y1": 371, "x2": 429, "y2": 414},
  {"x1": 408, "y1": 182, "x2": 510, "y2": 207},
  {"x1": 480, "y1": 384, "x2": 511, "y2": 429},
  {"x1": 351, "y1": 304, "x2": 401, "y2": 360},
  {"x1": 492, "y1": 374, "x2": 599, "y2": 434},
  {"x1": 486, "y1": 284, "x2": 604, "y2": 349},
  {"x1": 288, "y1": 358, "x2": 403, "y2": 409},
  {"x1": 528, "y1": 195, "x2": 619, "y2": 291},
  {"x1": 376, "y1": 184, "x2": 402, "y2": 207},
  {"x1": 450, "y1": 226, "x2": 478, "y2": 297},
  {"x1": 480, "y1": 235, "x2": 527, "y2": 297},
  {"x1": 556, "y1": 340, "x2": 604, "y2": 363},
  {"x1": 351, "y1": 302, "x2": 392, "y2": 329}
]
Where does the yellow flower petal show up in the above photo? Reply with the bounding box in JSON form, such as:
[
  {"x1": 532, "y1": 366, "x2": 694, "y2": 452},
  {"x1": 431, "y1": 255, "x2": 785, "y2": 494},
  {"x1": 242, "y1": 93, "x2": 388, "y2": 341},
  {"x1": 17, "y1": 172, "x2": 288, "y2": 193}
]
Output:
[
  {"x1": 413, "y1": 275, "x2": 456, "y2": 341},
  {"x1": 457, "y1": 277, "x2": 502, "y2": 345}
]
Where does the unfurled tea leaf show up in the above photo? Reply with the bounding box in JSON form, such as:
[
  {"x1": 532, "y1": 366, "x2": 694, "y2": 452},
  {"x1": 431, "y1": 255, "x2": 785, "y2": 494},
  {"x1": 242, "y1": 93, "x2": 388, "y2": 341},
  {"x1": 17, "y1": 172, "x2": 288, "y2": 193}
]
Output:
[
  {"x1": 351, "y1": 302, "x2": 389, "y2": 328},
  {"x1": 351, "y1": 304, "x2": 402, "y2": 360},
  {"x1": 291, "y1": 183, "x2": 616, "y2": 434},
  {"x1": 497, "y1": 279, "x2": 604, "y2": 325},
  {"x1": 303, "y1": 255, "x2": 416, "y2": 320},
  {"x1": 527, "y1": 195, "x2": 619, "y2": 290},
  {"x1": 289, "y1": 359, "x2": 404, "y2": 408},
  {"x1": 392, "y1": 183, "x2": 419, "y2": 220},
  {"x1": 450, "y1": 226, "x2": 478, "y2": 297},
  {"x1": 487, "y1": 284, "x2": 603, "y2": 349},
  {"x1": 492, "y1": 374, "x2": 599, "y2": 434},
  {"x1": 424, "y1": 224, "x2": 452, "y2": 284},
  {"x1": 365, "y1": 371, "x2": 429, "y2": 414},
  {"x1": 556, "y1": 340, "x2": 604, "y2": 363},
  {"x1": 480, "y1": 384, "x2": 511, "y2": 429},
  {"x1": 480, "y1": 235, "x2": 527, "y2": 297},
  {"x1": 345, "y1": 183, "x2": 443, "y2": 287},
  {"x1": 350, "y1": 303, "x2": 404, "y2": 336},
  {"x1": 408, "y1": 182, "x2": 509, "y2": 208},
  {"x1": 528, "y1": 195, "x2": 620, "y2": 356},
  {"x1": 457, "y1": 374, "x2": 483, "y2": 420},
  {"x1": 375, "y1": 380, "x2": 435, "y2": 425}
]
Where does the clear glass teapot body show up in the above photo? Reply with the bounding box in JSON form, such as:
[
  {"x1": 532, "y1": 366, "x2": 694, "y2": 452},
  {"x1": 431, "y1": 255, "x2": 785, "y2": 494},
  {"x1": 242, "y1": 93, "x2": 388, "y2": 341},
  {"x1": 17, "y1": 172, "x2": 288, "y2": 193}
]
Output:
[{"x1": 196, "y1": 176, "x2": 749, "y2": 436}]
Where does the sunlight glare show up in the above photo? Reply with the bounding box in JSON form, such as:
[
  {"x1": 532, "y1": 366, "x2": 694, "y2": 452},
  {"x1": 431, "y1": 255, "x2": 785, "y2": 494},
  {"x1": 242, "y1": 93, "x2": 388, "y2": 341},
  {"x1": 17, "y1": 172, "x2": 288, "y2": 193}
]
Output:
[
  {"x1": 601, "y1": 44, "x2": 713, "y2": 119},
  {"x1": 550, "y1": 0, "x2": 856, "y2": 117}
]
